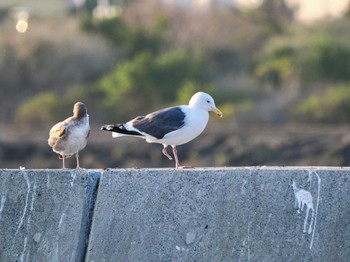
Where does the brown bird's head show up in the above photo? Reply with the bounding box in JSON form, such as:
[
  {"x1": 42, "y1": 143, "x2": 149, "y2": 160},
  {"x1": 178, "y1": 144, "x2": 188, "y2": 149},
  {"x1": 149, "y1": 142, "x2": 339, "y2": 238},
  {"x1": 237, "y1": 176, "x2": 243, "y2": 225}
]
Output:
[{"x1": 73, "y1": 102, "x2": 88, "y2": 119}]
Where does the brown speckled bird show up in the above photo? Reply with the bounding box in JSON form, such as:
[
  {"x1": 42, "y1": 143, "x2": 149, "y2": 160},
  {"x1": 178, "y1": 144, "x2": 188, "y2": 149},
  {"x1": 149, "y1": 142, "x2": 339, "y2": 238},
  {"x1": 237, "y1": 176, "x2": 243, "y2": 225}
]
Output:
[{"x1": 48, "y1": 102, "x2": 90, "y2": 168}]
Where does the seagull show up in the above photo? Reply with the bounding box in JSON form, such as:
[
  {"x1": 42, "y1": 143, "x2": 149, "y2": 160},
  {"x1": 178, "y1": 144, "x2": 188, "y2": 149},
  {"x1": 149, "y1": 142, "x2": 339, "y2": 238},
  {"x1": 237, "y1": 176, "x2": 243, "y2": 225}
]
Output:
[
  {"x1": 101, "y1": 92, "x2": 222, "y2": 168},
  {"x1": 48, "y1": 102, "x2": 90, "y2": 168}
]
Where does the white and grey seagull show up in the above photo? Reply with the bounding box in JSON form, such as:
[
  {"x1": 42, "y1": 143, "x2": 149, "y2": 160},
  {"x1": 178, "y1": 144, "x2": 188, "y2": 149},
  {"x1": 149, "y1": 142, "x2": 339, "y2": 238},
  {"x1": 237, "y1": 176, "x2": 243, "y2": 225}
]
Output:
[
  {"x1": 48, "y1": 102, "x2": 90, "y2": 168},
  {"x1": 101, "y1": 92, "x2": 222, "y2": 168}
]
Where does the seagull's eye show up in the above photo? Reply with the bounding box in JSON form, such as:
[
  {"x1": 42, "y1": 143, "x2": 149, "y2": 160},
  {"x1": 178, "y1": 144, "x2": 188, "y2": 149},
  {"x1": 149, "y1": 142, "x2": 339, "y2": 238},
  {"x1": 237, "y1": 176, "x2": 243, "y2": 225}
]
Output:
[{"x1": 206, "y1": 100, "x2": 210, "y2": 103}]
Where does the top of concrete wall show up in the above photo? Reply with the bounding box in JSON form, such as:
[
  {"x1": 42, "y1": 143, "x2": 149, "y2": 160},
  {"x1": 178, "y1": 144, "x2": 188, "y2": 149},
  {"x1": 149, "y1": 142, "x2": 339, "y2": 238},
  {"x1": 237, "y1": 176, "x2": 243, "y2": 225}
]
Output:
[{"x1": 1, "y1": 167, "x2": 349, "y2": 262}]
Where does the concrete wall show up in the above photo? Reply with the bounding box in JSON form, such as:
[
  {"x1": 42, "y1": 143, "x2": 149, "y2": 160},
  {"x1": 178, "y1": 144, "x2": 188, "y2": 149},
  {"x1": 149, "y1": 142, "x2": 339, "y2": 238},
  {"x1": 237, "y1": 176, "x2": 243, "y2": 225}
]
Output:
[{"x1": 0, "y1": 167, "x2": 349, "y2": 261}]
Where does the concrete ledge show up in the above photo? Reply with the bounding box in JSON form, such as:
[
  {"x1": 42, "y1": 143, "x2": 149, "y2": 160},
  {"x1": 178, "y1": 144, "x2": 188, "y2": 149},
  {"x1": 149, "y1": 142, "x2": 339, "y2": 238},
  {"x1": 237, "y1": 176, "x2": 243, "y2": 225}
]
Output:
[
  {"x1": 1, "y1": 167, "x2": 350, "y2": 261},
  {"x1": 0, "y1": 169, "x2": 100, "y2": 262}
]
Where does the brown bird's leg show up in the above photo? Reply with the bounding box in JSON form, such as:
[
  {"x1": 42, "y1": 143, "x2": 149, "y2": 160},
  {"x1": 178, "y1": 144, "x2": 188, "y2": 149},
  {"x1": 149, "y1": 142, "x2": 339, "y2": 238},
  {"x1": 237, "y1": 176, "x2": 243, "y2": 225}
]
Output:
[
  {"x1": 76, "y1": 152, "x2": 80, "y2": 169},
  {"x1": 162, "y1": 144, "x2": 173, "y2": 160},
  {"x1": 172, "y1": 145, "x2": 193, "y2": 169}
]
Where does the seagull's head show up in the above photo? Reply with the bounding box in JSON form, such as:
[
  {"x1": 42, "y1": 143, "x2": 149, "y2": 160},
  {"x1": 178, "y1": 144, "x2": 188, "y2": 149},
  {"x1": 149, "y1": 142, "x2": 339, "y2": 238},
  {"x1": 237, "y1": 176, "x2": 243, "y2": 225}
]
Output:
[
  {"x1": 189, "y1": 92, "x2": 223, "y2": 117},
  {"x1": 73, "y1": 102, "x2": 88, "y2": 119}
]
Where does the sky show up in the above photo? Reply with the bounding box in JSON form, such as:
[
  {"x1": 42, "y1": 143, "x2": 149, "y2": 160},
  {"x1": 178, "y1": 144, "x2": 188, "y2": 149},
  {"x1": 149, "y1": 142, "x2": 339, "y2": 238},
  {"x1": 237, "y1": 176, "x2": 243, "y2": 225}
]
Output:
[
  {"x1": 285, "y1": 0, "x2": 349, "y2": 22},
  {"x1": 1, "y1": 0, "x2": 350, "y2": 22},
  {"x1": 165, "y1": 0, "x2": 350, "y2": 22}
]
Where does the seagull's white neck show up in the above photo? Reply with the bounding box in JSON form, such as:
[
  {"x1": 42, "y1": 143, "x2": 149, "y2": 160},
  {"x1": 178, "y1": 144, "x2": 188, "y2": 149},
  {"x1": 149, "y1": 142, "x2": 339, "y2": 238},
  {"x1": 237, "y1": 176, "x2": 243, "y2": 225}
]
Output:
[{"x1": 188, "y1": 103, "x2": 208, "y2": 112}]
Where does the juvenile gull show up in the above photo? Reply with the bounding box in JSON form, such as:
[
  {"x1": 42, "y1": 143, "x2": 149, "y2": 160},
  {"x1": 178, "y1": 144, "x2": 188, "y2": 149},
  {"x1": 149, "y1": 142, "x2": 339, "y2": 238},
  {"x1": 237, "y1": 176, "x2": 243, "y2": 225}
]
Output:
[
  {"x1": 48, "y1": 102, "x2": 90, "y2": 168},
  {"x1": 101, "y1": 92, "x2": 222, "y2": 168}
]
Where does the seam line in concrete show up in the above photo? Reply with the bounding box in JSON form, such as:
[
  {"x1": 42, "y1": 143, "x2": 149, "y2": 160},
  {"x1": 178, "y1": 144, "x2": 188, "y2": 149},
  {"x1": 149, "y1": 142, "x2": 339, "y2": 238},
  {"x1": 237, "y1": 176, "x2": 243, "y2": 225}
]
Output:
[{"x1": 75, "y1": 172, "x2": 101, "y2": 262}]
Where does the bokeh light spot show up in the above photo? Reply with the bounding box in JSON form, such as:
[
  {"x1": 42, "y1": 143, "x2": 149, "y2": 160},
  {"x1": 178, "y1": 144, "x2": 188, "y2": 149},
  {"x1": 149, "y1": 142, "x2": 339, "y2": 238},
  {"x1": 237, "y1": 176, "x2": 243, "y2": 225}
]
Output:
[{"x1": 16, "y1": 20, "x2": 28, "y2": 33}]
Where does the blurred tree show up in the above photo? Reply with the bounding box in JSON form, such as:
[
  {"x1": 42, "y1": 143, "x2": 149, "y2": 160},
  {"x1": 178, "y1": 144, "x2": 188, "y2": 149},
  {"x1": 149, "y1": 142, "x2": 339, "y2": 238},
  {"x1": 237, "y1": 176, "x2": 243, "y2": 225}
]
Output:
[
  {"x1": 82, "y1": 14, "x2": 168, "y2": 57},
  {"x1": 153, "y1": 49, "x2": 206, "y2": 101},
  {"x1": 0, "y1": 46, "x2": 22, "y2": 95},
  {"x1": 344, "y1": 2, "x2": 350, "y2": 18},
  {"x1": 300, "y1": 36, "x2": 350, "y2": 82},
  {"x1": 290, "y1": 84, "x2": 350, "y2": 123},
  {"x1": 97, "y1": 49, "x2": 209, "y2": 119},
  {"x1": 99, "y1": 52, "x2": 157, "y2": 115},
  {"x1": 15, "y1": 92, "x2": 66, "y2": 128},
  {"x1": 0, "y1": 46, "x2": 25, "y2": 122},
  {"x1": 82, "y1": 7, "x2": 214, "y2": 119},
  {"x1": 257, "y1": 0, "x2": 294, "y2": 33},
  {"x1": 254, "y1": 43, "x2": 296, "y2": 89},
  {"x1": 176, "y1": 81, "x2": 216, "y2": 105},
  {"x1": 84, "y1": 0, "x2": 98, "y2": 14}
]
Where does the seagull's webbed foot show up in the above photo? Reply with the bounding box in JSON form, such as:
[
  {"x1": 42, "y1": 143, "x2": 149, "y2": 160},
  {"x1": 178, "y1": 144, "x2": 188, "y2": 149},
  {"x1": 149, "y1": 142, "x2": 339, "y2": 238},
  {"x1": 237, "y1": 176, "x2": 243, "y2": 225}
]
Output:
[
  {"x1": 176, "y1": 165, "x2": 194, "y2": 169},
  {"x1": 172, "y1": 146, "x2": 194, "y2": 169}
]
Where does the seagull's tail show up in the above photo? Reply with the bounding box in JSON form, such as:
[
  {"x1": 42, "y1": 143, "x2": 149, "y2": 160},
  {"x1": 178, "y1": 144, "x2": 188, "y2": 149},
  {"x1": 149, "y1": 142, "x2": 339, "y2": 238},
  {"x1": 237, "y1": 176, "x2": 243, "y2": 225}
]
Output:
[{"x1": 101, "y1": 124, "x2": 143, "y2": 138}]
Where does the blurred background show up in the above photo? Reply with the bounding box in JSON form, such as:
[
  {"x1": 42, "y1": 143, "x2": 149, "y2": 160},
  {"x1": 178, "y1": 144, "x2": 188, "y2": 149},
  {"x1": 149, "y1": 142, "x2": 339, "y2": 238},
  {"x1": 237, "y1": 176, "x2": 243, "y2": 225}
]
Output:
[{"x1": 1, "y1": 0, "x2": 350, "y2": 168}]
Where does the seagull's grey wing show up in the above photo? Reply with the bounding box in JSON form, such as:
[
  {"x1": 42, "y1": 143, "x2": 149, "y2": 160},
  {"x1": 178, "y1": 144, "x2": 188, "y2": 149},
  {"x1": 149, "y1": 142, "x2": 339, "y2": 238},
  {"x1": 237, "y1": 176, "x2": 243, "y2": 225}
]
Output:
[{"x1": 132, "y1": 107, "x2": 186, "y2": 139}]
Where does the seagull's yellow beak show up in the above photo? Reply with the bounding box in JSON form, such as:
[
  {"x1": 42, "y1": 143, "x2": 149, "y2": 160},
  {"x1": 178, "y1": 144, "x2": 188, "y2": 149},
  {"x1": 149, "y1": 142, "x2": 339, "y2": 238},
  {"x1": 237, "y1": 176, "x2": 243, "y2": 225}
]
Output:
[{"x1": 212, "y1": 107, "x2": 223, "y2": 118}]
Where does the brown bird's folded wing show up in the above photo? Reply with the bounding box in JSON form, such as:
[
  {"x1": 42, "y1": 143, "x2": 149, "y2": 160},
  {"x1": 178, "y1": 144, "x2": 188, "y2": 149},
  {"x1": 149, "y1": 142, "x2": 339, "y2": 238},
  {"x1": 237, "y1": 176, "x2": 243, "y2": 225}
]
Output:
[{"x1": 48, "y1": 121, "x2": 67, "y2": 147}]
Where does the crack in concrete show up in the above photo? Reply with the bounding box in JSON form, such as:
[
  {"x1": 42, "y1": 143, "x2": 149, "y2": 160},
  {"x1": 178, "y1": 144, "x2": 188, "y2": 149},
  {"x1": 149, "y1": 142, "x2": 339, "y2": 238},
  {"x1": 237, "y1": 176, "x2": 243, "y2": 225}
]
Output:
[{"x1": 75, "y1": 172, "x2": 101, "y2": 262}]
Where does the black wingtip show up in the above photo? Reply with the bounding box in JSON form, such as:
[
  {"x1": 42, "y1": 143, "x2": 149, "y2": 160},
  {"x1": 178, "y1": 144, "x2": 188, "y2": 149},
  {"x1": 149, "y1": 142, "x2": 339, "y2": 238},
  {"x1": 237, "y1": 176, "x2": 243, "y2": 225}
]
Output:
[
  {"x1": 101, "y1": 123, "x2": 143, "y2": 136},
  {"x1": 101, "y1": 125, "x2": 112, "y2": 131}
]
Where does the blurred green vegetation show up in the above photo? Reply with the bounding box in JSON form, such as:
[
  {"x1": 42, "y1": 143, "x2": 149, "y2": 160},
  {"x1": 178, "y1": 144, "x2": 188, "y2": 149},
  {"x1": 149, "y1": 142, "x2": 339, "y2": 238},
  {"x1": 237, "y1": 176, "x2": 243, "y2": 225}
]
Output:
[
  {"x1": 254, "y1": 43, "x2": 296, "y2": 88},
  {"x1": 1, "y1": 0, "x2": 350, "y2": 128},
  {"x1": 300, "y1": 36, "x2": 350, "y2": 82},
  {"x1": 81, "y1": 15, "x2": 168, "y2": 57},
  {"x1": 290, "y1": 84, "x2": 350, "y2": 123},
  {"x1": 15, "y1": 92, "x2": 64, "y2": 128}
]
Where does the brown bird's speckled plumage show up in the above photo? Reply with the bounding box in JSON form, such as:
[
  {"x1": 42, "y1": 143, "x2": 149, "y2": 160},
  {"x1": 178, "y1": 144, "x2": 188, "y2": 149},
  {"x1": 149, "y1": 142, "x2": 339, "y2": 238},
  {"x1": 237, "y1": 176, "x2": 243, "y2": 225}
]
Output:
[{"x1": 48, "y1": 102, "x2": 90, "y2": 168}]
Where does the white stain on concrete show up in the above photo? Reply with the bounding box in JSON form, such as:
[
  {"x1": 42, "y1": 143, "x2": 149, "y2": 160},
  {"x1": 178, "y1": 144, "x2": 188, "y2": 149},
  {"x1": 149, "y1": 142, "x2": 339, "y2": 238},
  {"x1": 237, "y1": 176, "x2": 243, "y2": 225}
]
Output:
[
  {"x1": 186, "y1": 231, "x2": 196, "y2": 245},
  {"x1": 292, "y1": 180, "x2": 314, "y2": 234},
  {"x1": 47, "y1": 173, "x2": 51, "y2": 189},
  {"x1": 292, "y1": 170, "x2": 321, "y2": 249},
  {"x1": 309, "y1": 170, "x2": 321, "y2": 250},
  {"x1": 8, "y1": 173, "x2": 37, "y2": 261},
  {"x1": 33, "y1": 232, "x2": 42, "y2": 243},
  {"x1": 247, "y1": 220, "x2": 252, "y2": 262},
  {"x1": 19, "y1": 236, "x2": 28, "y2": 262},
  {"x1": 175, "y1": 245, "x2": 189, "y2": 252},
  {"x1": 58, "y1": 213, "x2": 66, "y2": 229},
  {"x1": 0, "y1": 195, "x2": 6, "y2": 218},
  {"x1": 21, "y1": 177, "x2": 37, "y2": 262},
  {"x1": 262, "y1": 213, "x2": 272, "y2": 237},
  {"x1": 15, "y1": 173, "x2": 31, "y2": 235},
  {"x1": 70, "y1": 172, "x2": 77, "y2": 187},
  {"x1": 20, "y1": 175, "x2": 37, "y2": 262}
]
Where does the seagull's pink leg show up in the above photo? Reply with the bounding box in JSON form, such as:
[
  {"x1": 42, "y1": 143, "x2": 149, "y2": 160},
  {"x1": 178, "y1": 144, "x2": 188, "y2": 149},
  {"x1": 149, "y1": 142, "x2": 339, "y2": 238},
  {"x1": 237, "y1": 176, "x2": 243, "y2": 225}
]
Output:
[
  {"x1": 62, "y1": 155, "x2": 66, "y2": 169},
  {"x1": 172, "y1": 146, "x2": 193, "y2": 169},
  {"x1": 162, "y1": 144, "x2": 173, "y2": 160}
]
